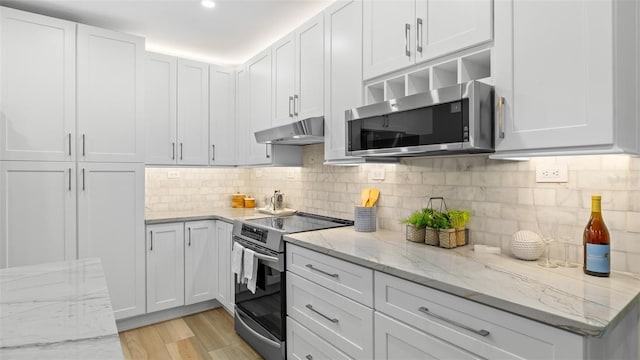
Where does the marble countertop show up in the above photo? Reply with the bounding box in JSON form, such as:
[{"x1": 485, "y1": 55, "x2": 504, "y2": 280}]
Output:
[
  {"x1": 145, "y1": 208, "x2": 269, "y2": 224},
  {"x1": 0, "y1": 258, "x2": 123, "y2": 359},
  {"x1": 284, "y1": 227, "x2": 640, "y2": 337}
]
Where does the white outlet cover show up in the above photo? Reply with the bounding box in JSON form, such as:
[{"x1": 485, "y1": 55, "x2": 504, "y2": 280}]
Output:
[
  {"x1": 371, "y1": 169, "x2": 385, "y2": 181},
  {"x1": 167, "y1": 170, "x2": 180, "y2": 179},
  {"x1": 535, "y1": 164, "x2": 568, "y2": 183},
  {"x1": 287, "y1": 170, "x2": 295, "y2": 179}
]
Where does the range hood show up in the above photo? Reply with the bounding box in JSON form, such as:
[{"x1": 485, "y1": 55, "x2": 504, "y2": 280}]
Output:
[{"x1": 254, "y1": 116, "x2": 324, "y2": 145}]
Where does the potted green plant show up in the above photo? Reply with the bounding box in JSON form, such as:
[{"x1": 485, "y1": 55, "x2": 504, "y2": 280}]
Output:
[
  {"x1": 422, "y1": 208, "x2": 441, "y2": 246},
  {"x1": 401, "y1": 210, "x2": 427, "y2": 242},
  {"x1": 430, "y1": 211, "x2": 457, "y2": 248},
  {"x1": 446, "y1": 210, "x2": 471, "y2": 246}
]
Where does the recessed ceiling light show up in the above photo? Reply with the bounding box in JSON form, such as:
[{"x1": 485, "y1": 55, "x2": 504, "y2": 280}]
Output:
[{"x1": 201, "y1": 0, "x2": 216, "y2": 9}]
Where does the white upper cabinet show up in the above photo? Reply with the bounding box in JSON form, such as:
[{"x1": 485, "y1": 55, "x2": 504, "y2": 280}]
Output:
[
  {"x1": 246, "y1": 48, "x2": 274, "y2": 165},
  {"x1": 272, "y1": 34, "x2": 297, "y2": 127},
  {"x1": 209, "y1": 66, "x2": 236, "y2": 166},
  {"x1": 363, "y1": 0, "x2": 493, "y2": 80},
  {"x1": 146, "y1": 222, "x2": 185, "y2": 313},
  {"x1": 145, "y1": 53, "x2": 177, "y2": 165},
  {"x1": 184, "y1": 220, "x2": 217, "y2": 305},
  {"x1": 177, "y1": 59, "x2": 209, "y2": 165},
  {"x1": 493, "y1": 0, "x2": 639, "y2": 156},
  {"x1": 0, "y1": 161, "x2": 76, "y2": 268},
  {"x1": 77, "y1": 162, "x2": 145, "y2": 319},
  {"x1": 77, "y1": 25, "x2": 144, "y2": 163},
  {"x1": 324, "y1": 0, "x2": 364, "y2": 163},
  {"x1": 0, "y1": 8, "x2": 76, "y2": 162},
  {"x1": 272, "y1": 13, "x2": 324, "y2": 127}
]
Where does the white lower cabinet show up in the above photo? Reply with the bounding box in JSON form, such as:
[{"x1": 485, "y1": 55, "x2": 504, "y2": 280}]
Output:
[
  {"x1": 77, "y1": 162, "x2": 145, "y2": 320},
  {"x1": 146, "y1": 223, "x2": 185, "y2": 313},
  {"x1": 145, "y1": 220, "x2": 217, "y2": 314},
  {"x1": 215, "y1": 220, "x2": 234, "y2": 314}
]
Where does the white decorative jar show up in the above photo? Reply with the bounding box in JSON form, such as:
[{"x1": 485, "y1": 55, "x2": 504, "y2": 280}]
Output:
[{"x1": 511, "y1": 230, "x2": 545, "y2": 260}]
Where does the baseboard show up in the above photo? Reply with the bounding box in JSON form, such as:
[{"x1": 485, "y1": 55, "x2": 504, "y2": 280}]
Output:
[{"x1": 116, "y1": 299, "x2": 222, "y2": 332}]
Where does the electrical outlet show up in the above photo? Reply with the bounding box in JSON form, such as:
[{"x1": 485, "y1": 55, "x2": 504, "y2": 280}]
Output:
[
  {"x1": 167, "y1": 170, "x2": 180, "y2": 179},
  {"x1": 371, "y1": 169, "x2": 385, "y2": 181},
  {"x1": 255, "y1": 170, "x2": 262, "y2": 178},
  {"x1": 535, "y1": 164, "x2": 568, "y2": 183},
  {"x1": 287, "y1": 170, "x2": 295, "y2": 179}
]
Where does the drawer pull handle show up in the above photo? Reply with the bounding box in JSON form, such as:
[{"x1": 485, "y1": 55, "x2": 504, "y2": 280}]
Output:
[
  {"x1": 306, "y1": 355, "x2": 313, "y2": 360},
  {"x1": 418, "y1": 306, "x2": 490, "y2": 337},
  {"x1": 305, "y1": 304, "x2": 339, "y2": 323},
  {"x1": 305, "y1": 264, "x2": 338, "y2": 278}
]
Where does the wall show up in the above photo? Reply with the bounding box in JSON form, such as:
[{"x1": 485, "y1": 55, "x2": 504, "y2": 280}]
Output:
[{"x1": 146, "y1": 144, "x2": 640, "y2": 275}]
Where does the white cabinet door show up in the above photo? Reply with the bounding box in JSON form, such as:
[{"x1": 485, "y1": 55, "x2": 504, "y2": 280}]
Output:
[
  {"x1": 146, "y1": 223, "x2": 184, "y2": 313},
  {"x1": 235, "y1": 66, "x2": 250, "y2": 165},
  {"x1": 76, "y1": 25, "x2": 144, "y2": 163},
  {"x1": 494, "y1": 0, "x2": 614, "y2": 153},
  {"x1": 375, "y1": 312, "x2": 483, "y2": 360},
  {"x1": 363, "y1": 0, "x2": 415, "y2": 80},
  {"x1": 0, "y1": 161, "x2": 76, "y2": 268},
  {"x1": 0, "y1": 8, "x2": 76, "y2": 162},
  {"x1": 145, "y1": 53, "x2": 177, "y2": 165},
  {"x1": 295, "y1": 13, "x2": 324, "y2": 121},
  {"x1": 215, "y1": 220, "x2": 234, "y2": 314},
  {"x1": 272, "y1": 34, "x2": 296, "y2": 127},
  {"x1": 209, "y1": 65, "x2": 236, "y2": 166},
  {"x1": 77, "y1": 162, "x2": 145, "y2": 319},
  {"x1": 324, "y1": 0, "x2": 364, "y2": 162},
  {"x1": 246, "y1": 49, "x2": 273, "y2": 165},
  {"x1": 415, "y1": 0, "x2": 492, "y2": 63},
  {"x1": 185, "y1": 220, "x2": 217, "y2": 305},
  {"x1": 177, "y1": 59, "x2": 209, "y2": 165}
]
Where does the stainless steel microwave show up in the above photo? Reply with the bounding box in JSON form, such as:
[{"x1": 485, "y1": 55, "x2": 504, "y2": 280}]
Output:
[{"x1": 346, "y1": 81, "x2": 494, "y2": 157}]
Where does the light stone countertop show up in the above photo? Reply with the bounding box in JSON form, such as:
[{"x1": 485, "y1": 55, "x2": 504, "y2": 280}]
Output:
[
  {"x1": 284, "y1": 227, "x2": 640, "y2": 337},
  {"x1": 145, "y1": 208, "x2": 270, "y2": 224},
  {"x1": 0, "y1": 258, "x2": 123, "y2": 359}
]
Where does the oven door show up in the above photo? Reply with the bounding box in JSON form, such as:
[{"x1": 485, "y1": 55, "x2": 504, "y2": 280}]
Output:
[{"x1": 233, "y1": 236, "x2": 285, "y2": 359}]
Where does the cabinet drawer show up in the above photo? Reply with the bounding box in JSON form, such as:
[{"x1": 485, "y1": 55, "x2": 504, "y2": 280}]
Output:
[
  {"x1": 286, "y1": 244, "x2": 373, "y2": 307},
  {"x1": 374, "y1": 272, "x2": 583, "y2": 359},
  {"x1": 287, "y1": 316, "x2": 353, "y2": 360},
  {"x1": 287, "y1": 272, "x2": 373, "y2": 360}
]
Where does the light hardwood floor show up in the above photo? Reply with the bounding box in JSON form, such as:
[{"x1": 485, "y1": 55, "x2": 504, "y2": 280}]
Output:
[{"x1": 119, "y1": 308, "x2": 263, "y2": 360}]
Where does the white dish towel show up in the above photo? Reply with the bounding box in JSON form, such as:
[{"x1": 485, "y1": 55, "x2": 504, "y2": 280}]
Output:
[
  {"x1": 243, "y1": 248, "x2": 259, "y2": 294},
  {"x1": 231, "y1": 242, "x2": 244, "y2": 283}
]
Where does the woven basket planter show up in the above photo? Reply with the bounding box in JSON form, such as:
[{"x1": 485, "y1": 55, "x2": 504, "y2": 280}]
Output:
[
  {"x1": 438, "y1": 228, "x2": 457, "y2": 248},
  {"x1": 424, "y1": 227, "x2": 439, "y2": 246},
  {"x1": 405, "y1": 225, "x2": 426, "y2": 243},
  {"x1": 455, "y1": 227, "x2": 466, "y2": 246}
]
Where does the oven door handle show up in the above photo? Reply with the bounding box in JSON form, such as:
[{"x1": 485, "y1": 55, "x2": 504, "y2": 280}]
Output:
[
  {"x1": 235, "y1": 307, "x2": 282, "y2": 348},
  {"x1": 254, "y1": 252, "x2": 279, "y2": 263}
]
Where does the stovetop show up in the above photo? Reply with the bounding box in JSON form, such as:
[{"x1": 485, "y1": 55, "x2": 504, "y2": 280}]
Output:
[{"x1": 246, "y1": 212, "x2": 353, "y2": 234}]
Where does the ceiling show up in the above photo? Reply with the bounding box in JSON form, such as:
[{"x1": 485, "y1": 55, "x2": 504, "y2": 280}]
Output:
[{"x1": 0, "y1": 0, "x2": 334, "y2": 65}]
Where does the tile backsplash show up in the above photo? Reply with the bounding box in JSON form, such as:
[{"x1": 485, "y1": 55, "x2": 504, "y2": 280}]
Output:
[{"x1": 146, "y1": 144, "x2": 640, "y2": 275}]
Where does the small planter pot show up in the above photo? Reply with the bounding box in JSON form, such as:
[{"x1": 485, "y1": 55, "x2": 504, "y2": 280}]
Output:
[
  {"x1": 425, "y1": 227, "x2": 439, "y2": 246},
  {"x1": 438, "y1": 228, "x2": 457, "y2": 248},
  {"x1": 455, "y1": 227, "x2": 466, "y2": 246},
  {"x1": 405, "y1": 225, "x2": 426, "y2": 243}
]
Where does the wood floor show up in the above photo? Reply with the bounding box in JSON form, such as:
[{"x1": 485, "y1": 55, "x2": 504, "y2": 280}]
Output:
[{"x1": 119, "y1": 308, "x2": 263, "y2": 360}]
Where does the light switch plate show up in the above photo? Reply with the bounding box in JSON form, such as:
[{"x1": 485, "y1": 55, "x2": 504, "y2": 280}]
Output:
[{"x1": 535, "y1": 164, "x2": 568, "y2": 183}]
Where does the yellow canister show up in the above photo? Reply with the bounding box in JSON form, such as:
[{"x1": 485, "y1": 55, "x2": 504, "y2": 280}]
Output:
[
  {"x1": 244, "y1": 197, "x2": 255, "y2": 208},
  {"x1": 231, "y1": 193, "x2": 245, "y2": 208}
]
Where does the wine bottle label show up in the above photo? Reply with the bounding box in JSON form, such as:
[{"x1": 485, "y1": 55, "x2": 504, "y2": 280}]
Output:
[{"x1": 586, "y1": 244, "x2": 610, "y2": 273}]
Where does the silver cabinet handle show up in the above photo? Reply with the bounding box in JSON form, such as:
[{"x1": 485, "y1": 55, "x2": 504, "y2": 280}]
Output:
[
  {"x1": 289, "y1": 96, "x2": 294, "y2": 118},
  {"x1": 172, "y1": 142, "x2": 175, "y2": 160},
  {"x1": 305, "y1": 264, "x2": 339, "y2": 278},
  {"x1": 418, "y1": 306, "x2": 490, "y2": 337},
  {"x1": 498, "y1": 96, "x2": 505, "y2": 139},
  {"x1": 305, "y1": 304, "x2": 339, "y2": 323},
  {"x1": 405, "y1": 23, "x2": 411, "y2": 57},
  {"x1": 180, "y1": 143, "x2": 183, "y2": 160},
  {"x1": 82, "y1": 134, "x2": 86, "y2": 157},
  {"x1": 188, "y1": 227, "x2": 191, "y2": 246},
  {"x1": 306, "y1": 355, "x2": 313, "y2": 360},
  {"x1": 293, "y1": 94, "x2": 299, "y2": 116},
  {"x1": 68, "y1": 168, "x2": 71, "y2": 191},
  {"x1": 150, "y1": 230, "x2": 153, "y2": 251},
  {"x1": 82, "y1": 168, "x2": 85, "y2": 191},
  {"x1": 212, "y1": 144, "x2": 215, "y2": 161},
  {"x1": 265, "y1": 145, "x2": 270, "y2": 159},
  {"x1": 416, "y1": 18, "x2": 423, "y2": 53},
  {"x1": 68, "y1": 133, "x2": 72, "y2": 156}
]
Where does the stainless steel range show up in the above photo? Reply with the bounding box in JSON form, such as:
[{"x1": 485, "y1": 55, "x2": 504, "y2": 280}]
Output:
[{"x1": 232, "y1": 212, "x2": 353, "y2": 360}]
